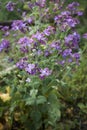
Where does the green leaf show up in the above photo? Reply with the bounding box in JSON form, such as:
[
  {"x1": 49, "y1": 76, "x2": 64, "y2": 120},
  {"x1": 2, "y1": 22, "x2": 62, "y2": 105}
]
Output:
[
  {"x1": 36, "y1": 96, "x2": 47, "y2": 104},
  {"x1": 30, "y1": 89, "x2": 38, "y2": 98},
  {"x1": 25, "y1": 97, "x2": 36, "y2": 105},
  {"x1": 47, "y1": 93, "x2": 61, "y2": 125},
  {"x1": 30, "y1": 110, "x2": 41, "y2": 122},
  {"x1": 78, "y1": 103, "x2": 87, "y2": 113},
  {"x1": 48, "y1": 106, "x2": 61, "y2": 125}
]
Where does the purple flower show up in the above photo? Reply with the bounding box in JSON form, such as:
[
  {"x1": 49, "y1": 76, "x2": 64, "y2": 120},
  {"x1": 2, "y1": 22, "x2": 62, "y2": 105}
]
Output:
[
  {"x1": 1, "y1": 26, "x2": 9, "y2": 31},
  {"x1": 54, "y1": 7, "x2": 80, "y2": 30},
  {"x1": 58, "y1": 60, "x2": 65, "y2": 66},
  {"x1": 33, "y1": 42, "x2": 38, "y2": 48},
  {"x1": 83, "y1": 33, "x2": 87, "y2": 39},
  {"x1": 50, "y1": 41, "x2": 61, "y2": 50},
  {"x1": 65, "y1": 34, "x2": 73, "y2": 43},
  {"x1": 28, "y1": 2, "x2": 35, "y2": 9},
  {"x1": 67, "y1": 2, "x2": 79, "y2": 11},
  {"x1": 44, "y1": 50, "x2": 50, "y2": 57},
  {"x1": 0, "y1": 39, "x2": 10, "y2": 52},
  {"x1": 3, "y1": 32, "x2": 10, "y2": 37},
  {"x1": 43, "y1": 26, "x2": 54, "y2": 36},
  {"x1": 68, "y1": 58, "x2": 73, "y2": 63},
  {"x1": 16, "y1": 57, "x2": 28, "y2": 69},
  {"x1": 36, "y1": 50, "x2": 42, "y2": 56},
  {"x1": 54, "y1": 15, "x2": 62, "y2": 23},
  {"x1": 25, "y1": 64, "x2": 38, "y2": 75},
  {"x1": 66, "y1": 18, "x2": 79, "y2": 27},
  {"x1": 72, "y1": 53, "x2": 80, "y2": 60},
  {"x1": 11, "y1": 20, "x2": 27, "y2": 32},
  {"x1": 33, "y1": 32, "x2": 47, "y2": 44},
  {"x1": 35, "y1": 0, "x2": 46, "y2": 8},
  {"x1": 61, "y1": 11, "x2": 71, "y2": 16},
  {"x1": 34, "y1": 32, "x2": 45, "y2": 40},
  {"x1": 66, "y1": 2, "x2": 83, "y2": 17},
  {"x1": 27, "y1": 17, "x2": 34, "y2": 24},
  {"x1": 20, "y1": 47, "x2": 29, "y2": 53},
  {"x1": 6, "y1": 1, "x2": 16, "y2": 11},
  {"x1": 77, "y1": 11, "x2": 83, "y2": 16},
  {"x1": 13, "y1": 34, "x2": 18, "y2": 37},
  {"x1": 18, "y1": 36, "x2": 33, "y2": 53},
  {"x1": 22, "y1": 12, "x2": 26, "y2": 17},
  {"x1": 62, "y1": 49, "x2": 72, "y2": 57},
  {"x1": 65, "y1": 32, "x2": 80, "y2": 48},
  {"x1": 18, "y1": 37, "x2": 33, "y2": 47},
  {"x1": 39, "y1": 68, "x2": 52, "y2": 79}
]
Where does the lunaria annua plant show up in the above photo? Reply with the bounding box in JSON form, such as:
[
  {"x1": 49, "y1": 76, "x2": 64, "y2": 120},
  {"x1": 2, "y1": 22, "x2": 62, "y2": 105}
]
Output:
[{"x1": 0, "y1": 0, "x2": 86, "y2": 130}]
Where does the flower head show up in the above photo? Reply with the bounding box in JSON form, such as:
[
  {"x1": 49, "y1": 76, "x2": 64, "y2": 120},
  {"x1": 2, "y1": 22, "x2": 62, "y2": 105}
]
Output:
[
  {"x1": 18, "y1": 36, "x2": 33, "y2": 53},
  {"x1": 6, "y1": 1, "x2": 16, "y2": 11},
  {"x1": 11, "y1": 20, "x2": 27, "y2": 32},
  {"x1": 16, "y1": 57, "x2": 28, "y2": 69},
  {"x1": 25, "y1": 64, "x2": 38, "y2": 75},
  {"x1": 0, "y1": 39, "x2": 10, "y2": 52},
  {"x1": 50, "y1": 41, "x2": 61, "y2": 50},
  {"x1": 43, "y1": 26, "x2": 54, "y2": 36},
  {"x1": 65, "y1": 32, "x2": 80, "y2": 48},
  {"x1": 39, "y1": 68, "x2": 52, "y2": 79},
  {"x1": 33, "y1": 32, "x2": 47, "y2": 44},
  {"x1": 35, "y1": 0, "x2": 46, "y2": 8},
  {"x1": 62, "y1": 49, "x2": 72, "y2": 58},
  {"x1": 83, "y1": 33, "x2": 87, "y2": 39},
  {"x1": 67, "y1": 2, "x2": 79, "y2": 11}
]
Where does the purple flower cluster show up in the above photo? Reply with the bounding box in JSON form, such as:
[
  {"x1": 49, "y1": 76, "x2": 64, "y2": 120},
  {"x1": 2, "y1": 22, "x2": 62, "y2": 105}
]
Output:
[
  {"x1": 35, "y1": 0, "x2": 46, "y2": 8},
  {"x1": 6, "y1": 1, "x2": 16, "y2": 11},
  {"x1": 1, "y1": 26, "x2": 10, "y2": 37},
  {"x1": 67, "y1": 2, "x2": 79, "y2": 10},
  {"x1": 43, "y1": 26, "x2": 55, "y2": 36},
  {"x1": 0, "y1": 39, "x2": 10, "y2": 52},
  {"x1": 54, "y1": 10, "x2": 79, "y2": 30},
  {"x1": 2, "y1": 1, "x2": 82, "y2": 80},
  {"x1": 61, "y1": 49, "x2": 80, "y2": 64},
  {"x1": 83, "y1": 33, "x2": 87, "y2": 39},
  {"x1": 27, "y1": 17, "x2": 34, "y2": 24},
  {"x1": 67, "y1": 2, "x2": 83, "y2": 16},
  {"x1": 62, "y1": 49, "x2": 72, "y2": 58},
  {"x1": 32, "y1": 27, "x2": 55, "y2": 45},
  {"x1": 16, "y1": 57, "x2": 28, "y2": 69},
  {"x1": 18, "y1": 36, "x2": 33, "y2": 46},
  {"x1": 18, "y1": 36, "x2": 34, "y2": 53},
  {"x1": 54, "y1": 2, "x2": 83, "y2": 31},
  {"x1": 25, "y1": 64, "x2": 38, "y2": 75},
  {"x1": 33, "y1": 32, "x2": 47, "y2": 44},
  {"x1": 1, "y1": 26, "x2": 9, "y2": 32},
  {"x1": 16, "y1": 59, "x2": 52, "y2": 79},
  {"x1": 65, "y1": 32, "x2": 80, "y2": 49},
  {"x1": 28, "y1": 1, "x2": 36, "y2": 10},
  {"x1": 44, "y1": 49, "x2": 51, "y2": 57},
  {"x1": 72, "y1": 52, "x2": 80, "y2": 60},
  {"x1": 50, "y1": 41, "x2": 61, "y2": 50},
  {"x1": 39, "y1": 68, "x2": 52, "y2": 79},
  {"x1": 11, "y1": 20, "x2": 27, "y2": 32},
  {"x1": 16, "y1": 25, "x2": 56, "y2": 55}
]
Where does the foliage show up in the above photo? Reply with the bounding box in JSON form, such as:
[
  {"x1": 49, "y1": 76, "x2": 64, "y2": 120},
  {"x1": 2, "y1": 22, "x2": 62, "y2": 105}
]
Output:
[{"x1": 0, "y1": 0, "x2": 87, "y2": 130}]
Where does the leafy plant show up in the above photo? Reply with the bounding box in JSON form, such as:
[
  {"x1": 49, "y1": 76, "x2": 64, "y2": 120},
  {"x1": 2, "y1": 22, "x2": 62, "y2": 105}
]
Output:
[{"x1": 0, "y1": 0, "x2": 87, "y2": 130}]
